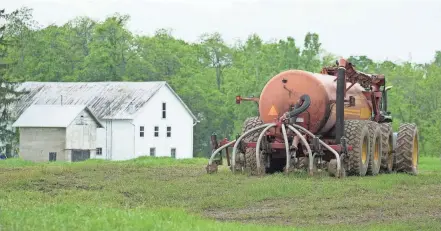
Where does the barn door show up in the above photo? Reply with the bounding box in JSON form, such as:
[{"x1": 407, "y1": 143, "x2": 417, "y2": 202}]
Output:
[{"x1": 71, "y1": 150, "x2": 91, "y2": 162}]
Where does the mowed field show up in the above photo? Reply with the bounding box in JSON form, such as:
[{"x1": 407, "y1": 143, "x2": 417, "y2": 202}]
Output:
[{"x1": 1, "y1": 156, "x2": 441, "y2": 231}]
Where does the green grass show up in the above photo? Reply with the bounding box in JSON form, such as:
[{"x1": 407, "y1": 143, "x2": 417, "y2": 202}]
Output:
[{"x1": 1, "y1": 156, "x2": 441, "y2": 230}]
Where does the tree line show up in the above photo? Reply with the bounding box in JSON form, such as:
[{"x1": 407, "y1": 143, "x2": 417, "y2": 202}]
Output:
[{"x1": 1, "y1": 7, "x2": 440, "y2": 157}]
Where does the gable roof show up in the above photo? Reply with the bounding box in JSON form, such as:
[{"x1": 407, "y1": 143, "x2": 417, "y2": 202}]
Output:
[
  {"x1": 11, "y1": 81, "x2": 198, "y2": 122},
  {"x1": 12, "y1": 104, "x2": 104, "y2": 128}
]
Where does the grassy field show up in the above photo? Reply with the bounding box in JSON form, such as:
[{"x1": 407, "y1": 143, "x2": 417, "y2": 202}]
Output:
[{"x1": 1, "y1": 156, "x2": 441, "y2": 231}]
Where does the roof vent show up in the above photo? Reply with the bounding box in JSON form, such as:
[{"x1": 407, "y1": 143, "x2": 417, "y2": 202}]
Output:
[{"x1": 128, "y1": 102, "x2": 136, "y2": 114}]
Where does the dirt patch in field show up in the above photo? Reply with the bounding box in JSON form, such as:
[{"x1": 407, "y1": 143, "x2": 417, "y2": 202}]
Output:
[
  {"x1": 203, "y1": 199, "x2": 295, "y2": 225},
  {"x1": 20, "y1": 173, "x2": 104, "y2": 194},
  {"x1": 203, "y1": 195, "x2": 441, "y2": 227}
]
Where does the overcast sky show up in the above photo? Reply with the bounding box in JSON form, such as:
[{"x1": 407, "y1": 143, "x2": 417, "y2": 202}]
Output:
[{"x1": 3, "y1": 0, "x2": 441, "y2": 64}]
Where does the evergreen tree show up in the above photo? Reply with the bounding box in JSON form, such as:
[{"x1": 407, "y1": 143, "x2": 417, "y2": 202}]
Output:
[{"x1": 0, "y1": 9, "x2": 26, "y2": 157}]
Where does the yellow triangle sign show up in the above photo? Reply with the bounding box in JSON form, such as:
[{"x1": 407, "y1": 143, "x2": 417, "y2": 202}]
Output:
[{"x1": 268, "y1": 105, "x2": 278, "y2": 116}]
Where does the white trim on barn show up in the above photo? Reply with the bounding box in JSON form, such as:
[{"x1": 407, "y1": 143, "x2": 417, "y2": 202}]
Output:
[{"x1": 10, "y1": 81, "x2": 199, "y2": 160}]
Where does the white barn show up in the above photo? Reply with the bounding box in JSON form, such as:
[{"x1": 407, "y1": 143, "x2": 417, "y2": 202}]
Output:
[
  {"x1": 11, "y1": 81, "x2": 199, "y2": 160},
  {"x1": 12, "y1": 104, "x2": 104, "y2": 162}
]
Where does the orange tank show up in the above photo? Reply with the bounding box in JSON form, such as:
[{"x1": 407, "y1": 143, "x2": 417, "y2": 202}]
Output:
[{"x1": 258, "y1": 70, "x2": 373, "y2": 135}]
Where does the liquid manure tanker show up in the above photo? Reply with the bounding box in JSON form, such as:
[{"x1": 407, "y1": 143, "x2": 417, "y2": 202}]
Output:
[{"x1": 206, "y1": 58, "x2": 419, "y2": 177}]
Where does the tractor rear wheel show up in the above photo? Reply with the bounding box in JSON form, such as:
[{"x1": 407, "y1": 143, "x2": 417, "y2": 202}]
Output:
[
  {"x1": 379, "y1": 123, "x2": 394, "y2": 173},
  {"x1": 240, "y1": 116, "x2": 266, "y2": 175},
  {"x1": 344, "y1": 120, "x2": 370, "y2": 176},
  {"x1": 367, "y1": 121, "x2": 382, "y2": 176},
  {"x1": 395, "y1": 123, "x2": 419, "y2": 175}
]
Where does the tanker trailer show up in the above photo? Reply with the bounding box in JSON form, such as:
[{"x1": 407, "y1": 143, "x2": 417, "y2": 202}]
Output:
[{"x1": 206, "y1": 58, "x2": 419, "y2": 178}]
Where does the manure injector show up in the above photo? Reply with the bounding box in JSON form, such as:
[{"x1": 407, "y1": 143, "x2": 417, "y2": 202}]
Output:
[{"x1": 206, "y1": 58, "x2": 419, "y2": 177}]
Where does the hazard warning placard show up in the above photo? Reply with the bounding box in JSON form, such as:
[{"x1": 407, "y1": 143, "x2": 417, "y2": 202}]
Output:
[{"x1": 268, "y1": 105, "x2": 278, "y2": 116}]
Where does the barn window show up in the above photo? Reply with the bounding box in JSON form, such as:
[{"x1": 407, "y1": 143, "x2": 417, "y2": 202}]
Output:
[
  {"x1": 154, "y1": 126, "x2": 159, "y2": 137},
  {"x1": 49, "y1": 152, "x2": 57, "y2": 161},
  {"x1": 140, "y1": 126, "x2": 144, "y2": 137},
  {"x1": 76, "y1": 115, "x2": 85, "y2": 125},
  {"x1": 167, "y1": 126, "x2": 171, "y2": 137},
  {"x1": 96, "y1": 148, "x2": 102, "y2": 155},
  {"x1": 162, "y1": 102, "x2": 166, "y2": 119},
  {"x1": 150, "y1": 148, "x2": 156, "y2": 157},
  {"x1": 171, "y1": 148, "x2": 176, "y2": 158}
]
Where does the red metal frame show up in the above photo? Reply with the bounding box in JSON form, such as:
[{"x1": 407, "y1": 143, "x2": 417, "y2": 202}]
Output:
[
  {"x1": 236, "y1": 95, "x2": 259, "y2": 104},
  {"x1": 212, "y1": 137, "x2": 231, "y2": 165},
  {"x1": 321, "y1": 58, "x2": 386, "y2": 122},
  {"x1": 246, "y1": 142, "x2": 353, "y2": 152},
  {"x1": 218, "y1": 137, "x2": 353, "y2": 153}
]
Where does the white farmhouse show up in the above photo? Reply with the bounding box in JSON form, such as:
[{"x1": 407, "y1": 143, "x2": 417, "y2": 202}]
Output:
[{"x1": 11, "y1": 81, "x2": 199, "y2": 160}]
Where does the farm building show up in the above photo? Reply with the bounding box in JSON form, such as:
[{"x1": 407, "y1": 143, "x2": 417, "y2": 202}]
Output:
[
  {"x1": 10, "y1": 81, "x2": 199, "y2": 160},
  {"x1": 12, "y1": 104, "x2": 104, "y2": 162}
]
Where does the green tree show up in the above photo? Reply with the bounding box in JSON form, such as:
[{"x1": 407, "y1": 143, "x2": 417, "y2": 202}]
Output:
[
  {"x1": 199, "y1": 32, "x2": 232, "y2": 91},
  {"x1": 0, "y1": 8, "x2": 27, "y2": 157},
  {"x1": 301, "y1": 32, "x2": 322, "y2": 72},
  {"x1": 80, "y1": 13, "x2": 135, "y2": 82},
  {"x1": 2, "y1": 7, "x2": 39, "y2": 81}
]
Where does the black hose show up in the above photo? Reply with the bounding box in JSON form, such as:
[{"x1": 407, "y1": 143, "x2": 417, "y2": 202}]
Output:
[
  {"x1": 335, "y1": 66, "x2": 345, "y2": 144},
  {"x1": 287, "y1": 94, "x2": 311, "y2": 118}
]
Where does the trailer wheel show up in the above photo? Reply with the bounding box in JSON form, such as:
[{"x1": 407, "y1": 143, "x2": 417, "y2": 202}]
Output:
[
  {"x1": 240, "y1": 116, "x2": 266, "y2": 175},
  {"x1": 379, "y1": 123, "x2": 394, "y2": 173},
  {"x1": 344, "y1": 120, "x2": 370, "y2": 176},
  {"x1": 296, "y1": 157, "x2": 309, "y2": 171},
  {"x1": 366, "y1": 121, "x2": 382, "y2": 176},
  {"x1": 395, "y1": 123, "x2": 419, "y2": 175},
  {"x1": 244, "y1": 148, "x2": 266, "y2": 175}
]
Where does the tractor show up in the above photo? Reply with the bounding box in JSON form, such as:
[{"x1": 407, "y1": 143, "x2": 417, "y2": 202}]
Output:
[{"x1": 206, "y1": 58, "x2": 419, "y2": 177}]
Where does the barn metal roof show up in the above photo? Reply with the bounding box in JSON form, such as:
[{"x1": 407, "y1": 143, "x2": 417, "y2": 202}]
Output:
[
  {"x1": 11, "y1": 81, "x2": 198, "y2": 122},
  {"x1": 12, "y1": 104, "x2": 104, "y2": 128}
]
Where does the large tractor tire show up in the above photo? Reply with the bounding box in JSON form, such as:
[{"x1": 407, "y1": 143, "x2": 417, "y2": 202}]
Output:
[
  {"x1": 379, "y1": 123, "x2": 394, "y2": 173},
  {"x1": 240, "y1": 116, "x2": 266, "y2": 175},
  {"x1": 344, "y1": 120, "x2": 370, "y2": 176},
  {"x1": 395, "y1": 123, "x2": 419, "y2": 175},
  {"x1": 366, "y1": 121, "x2": 382, "y2": 176}
]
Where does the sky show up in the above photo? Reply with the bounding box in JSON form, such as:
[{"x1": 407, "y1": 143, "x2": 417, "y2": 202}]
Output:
[{"x1": 3, "y1": 0, "x2": 441, "y2": 64}]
